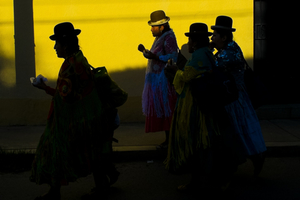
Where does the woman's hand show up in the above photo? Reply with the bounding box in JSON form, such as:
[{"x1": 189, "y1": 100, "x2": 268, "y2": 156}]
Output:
[
  {"x1": 143, "y1": 50, "x2": 159, "y2": 60},
  {"x1": 32, "y1": 79, "x2": 47, "y2": 90},
  {"x1": 138, "y1": 44, "x2": 158, "y2": 60},
  {"x1": 31, "y1": 75, "x2": 48, "y2": 90},
  {"x1": 138, "y1": 44, "x2": 146, "y2": 52},
  {"x1": 165, "y1": 59, "x2": 178, "y2": 73}
]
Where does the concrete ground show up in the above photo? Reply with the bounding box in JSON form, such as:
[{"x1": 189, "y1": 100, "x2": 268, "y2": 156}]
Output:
[
  {"x1": 0, "y1": 118, "x2": 300, "y2": 200},
  {"x1": 1, "y1": 119, "x2": 300, "y2": 154},
  {"x1": 0, "y1": 157, "x2": 300, "y2": 200}
]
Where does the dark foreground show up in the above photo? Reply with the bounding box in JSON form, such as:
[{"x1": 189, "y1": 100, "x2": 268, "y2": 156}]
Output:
[{"x1": 0, "y1": 156, "x2": 300, "y2": 200}]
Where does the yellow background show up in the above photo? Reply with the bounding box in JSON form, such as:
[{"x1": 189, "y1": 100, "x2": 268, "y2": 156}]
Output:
[
  {"x1": 0, "y1": 0, "x2": 253, "y2": 125},
  {"x1": 33, "y1": 0, "x2": 253, "y2": 79}
]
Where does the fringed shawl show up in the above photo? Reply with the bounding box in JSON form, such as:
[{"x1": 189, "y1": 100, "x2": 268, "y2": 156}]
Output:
[{"x1": 142, "y1": 30, "x2": 178, "y2": 118}]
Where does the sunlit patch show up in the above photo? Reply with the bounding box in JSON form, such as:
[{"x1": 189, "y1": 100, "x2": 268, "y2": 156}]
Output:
[{"x1": 1, "y1": 0, "x2": 253, "y2": 84}]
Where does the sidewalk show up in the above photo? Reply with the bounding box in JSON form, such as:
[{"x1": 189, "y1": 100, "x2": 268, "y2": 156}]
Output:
[{"x1": 1, "y1": 119, "x2": 300, "y2": 156}]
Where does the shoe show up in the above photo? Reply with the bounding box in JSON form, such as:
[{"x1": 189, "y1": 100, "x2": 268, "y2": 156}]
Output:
[
  {"x1": 221, "y1": 181, "x2": 231, "y2": 192},
  {"x1": 107, "y1": 169, "x2": 120, "y2": 185}
]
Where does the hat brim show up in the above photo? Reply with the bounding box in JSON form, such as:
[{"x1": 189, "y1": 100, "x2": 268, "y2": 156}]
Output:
[
  {"x1": 211, "y1": 25, "x2": 236, "y2": 32},
  {"x1": 185, "y1": 32, "x2": 213, "y2": 37},
  {"x1": 148, "y1": 17, "x2": 170, "y2": 26},
  {"x1": 49, "y1": 29, "x2": 81, "y2": 40}
]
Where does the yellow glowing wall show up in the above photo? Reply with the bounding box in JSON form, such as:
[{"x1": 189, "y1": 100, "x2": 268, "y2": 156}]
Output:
[
  {"x1": 33, "y1": 0, "x2": 253, "y2": 80},
  {"x1": 0, "y1": 1, "x2": 15, "y2": 88},
  {"x1": 0, "y1": 0, "x2": 253, "y2": 125},
  {"x1": 0, "y1": 0, "x2": 253, "y2": 87}
]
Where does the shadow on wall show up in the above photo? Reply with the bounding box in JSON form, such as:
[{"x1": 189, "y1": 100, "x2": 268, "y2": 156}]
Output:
[
  {"x1": 0, "y1": 52, "x2": 15, "y2": 92},
  {"x1": 1, "y1": 41, "x2": 299, "y2": 125},
  {"x1": 108, "y1": 67, "x2": 147, "y2": 123},
  {"x1": 0, "y1": 65, "x2": 148, "y2": 125},
  {"x1": 109, "y1": 67, "x2": 146, "y2": 97},
  {"x1": 181, "y1": 43, "x2": 192, "y2": 61}
]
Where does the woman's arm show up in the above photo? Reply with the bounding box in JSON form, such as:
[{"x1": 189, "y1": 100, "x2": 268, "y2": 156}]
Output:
[
  {"x1": 32, "y1": 80, "x2": 56, "y2": 97},
  {"x1": 45, "y1": 86, "x2": 56, "y2": 96}
]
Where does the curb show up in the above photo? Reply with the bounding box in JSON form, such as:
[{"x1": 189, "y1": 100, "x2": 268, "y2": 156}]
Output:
[{"x1": 1, "y1": 144, "x2": 300, "y2": 161}]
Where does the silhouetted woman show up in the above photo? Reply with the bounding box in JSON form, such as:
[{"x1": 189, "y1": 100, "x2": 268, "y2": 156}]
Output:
[
  {"x1": 30, "y1": 22, "x2": 106, "y2": 200},
  {"x1": 211, "y1": 16, "x2": 266, "y2": 177},
  {"x1": 165, "y1": 23, "x2": 226, "y2": 194}
]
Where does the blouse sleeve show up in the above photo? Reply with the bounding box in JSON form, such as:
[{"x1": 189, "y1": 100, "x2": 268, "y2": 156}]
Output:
[{"x1": 45, "y1": 86, "x2": 56, "y2": 96}]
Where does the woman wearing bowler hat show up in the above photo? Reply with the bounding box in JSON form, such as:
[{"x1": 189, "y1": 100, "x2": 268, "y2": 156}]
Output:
[
  {"x1": 30, "y1": 22, "x2": 110, "y2": 199},
  {"x1": 139, "y1": 10, "x2": 178, "y2": 149},
  {"x1": 164, "y1": 23, "x2": 226, "y2": 194},
  {"x1": 211, "y1": 16, "x2": 266, "y2": 178}
]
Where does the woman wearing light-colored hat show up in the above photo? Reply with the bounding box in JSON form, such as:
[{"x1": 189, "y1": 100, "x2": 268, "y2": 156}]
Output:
[
  {"x1": 211, "y1": 16, "x2": 266, "y2": 178},
  {"x1": 138, "y1": 10, "x2": 179, "y2": 149}
]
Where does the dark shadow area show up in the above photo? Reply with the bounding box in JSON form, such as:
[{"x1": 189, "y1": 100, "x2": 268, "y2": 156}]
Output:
[
  {"x1": 0, "y1": 16, "x2": 15, "y2": 92},
  {"x1": 0, "y1": 53, "x2": 15, "y2": 91},
  {"x1": 0, "y1": 152, "x2": 34, "y2": 173},
  {"x1": 14, "y1": 0, "x2": 36, "y2": 94},
  {"x1": 108, "y1": 67, "x2": 146, "y2": 97},
  {"x1": 255, "y1": 0, "x2": 299, "y2": 104}
]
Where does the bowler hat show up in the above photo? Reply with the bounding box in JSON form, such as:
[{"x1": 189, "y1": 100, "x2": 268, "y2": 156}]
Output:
[
  {"x1": 50, "y1": 22, "x2": 81, "y2": 40},
  {"x1": 185, "y1": 23, "x2": 212, "y2": 37},
  {"x1": 148, "y1": 10, "x2": 170, "y2": 26},
  {"x1": 211, "y1": 16, "x2": 236, "y2": 32}
]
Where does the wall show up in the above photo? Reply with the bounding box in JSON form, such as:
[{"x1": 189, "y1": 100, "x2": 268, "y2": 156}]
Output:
[{"x1": 0, "y1": 0, "x2": 253, "y2": 125}]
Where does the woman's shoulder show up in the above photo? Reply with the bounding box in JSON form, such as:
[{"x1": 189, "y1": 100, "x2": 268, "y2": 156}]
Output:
[
  {"x1": 218, "y1": 42, "x2": 243, "y2": 58},
  {"x1": 163, "y1": 29, "x2": 177, "y2": 41},
  {"x1": 188, "y1": 47, "x2": 213, "y2": 69},
  {"x1": 193, "y1": 47, "x2": 211, "y2": 57},
  {"x1": 225, "y1": 41, "x2": 242, "y2": 54},
  {"x1": 215, "y1": 41, "x2": 244, "y2": 68}
]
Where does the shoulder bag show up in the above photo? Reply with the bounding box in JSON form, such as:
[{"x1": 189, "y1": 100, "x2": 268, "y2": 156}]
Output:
[
  {"x1": 91, "y1": 66, "x2": 128, "y2": 108},
  {"x1": 190, "y1": 53, "x2": 239, "y2": 112}
]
